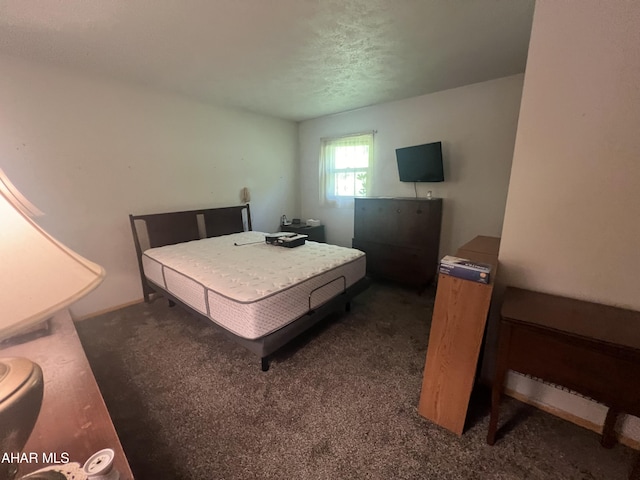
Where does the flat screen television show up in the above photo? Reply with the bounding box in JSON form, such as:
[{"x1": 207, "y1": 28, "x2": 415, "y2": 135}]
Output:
[{"x1": 396, "y1": 141, "x2": 444, "y2": 182}]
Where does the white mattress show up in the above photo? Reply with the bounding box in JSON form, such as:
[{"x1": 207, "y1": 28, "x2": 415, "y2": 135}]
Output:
[{"x1": 142, "y1": 231, "x2": 366, "y2": 340}]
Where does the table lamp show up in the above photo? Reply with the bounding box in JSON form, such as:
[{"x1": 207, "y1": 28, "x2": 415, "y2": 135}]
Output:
[{"x1": 0, "y1": 169, "x2": 105, "y2": 479}]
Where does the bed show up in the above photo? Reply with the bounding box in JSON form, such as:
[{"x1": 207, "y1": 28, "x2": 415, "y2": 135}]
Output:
[{"x1": 129, "y1": 204, "x2": 369, "y2": 370}]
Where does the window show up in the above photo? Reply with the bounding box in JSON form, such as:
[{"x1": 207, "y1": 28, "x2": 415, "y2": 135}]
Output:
[{"x1": 319, "y1": 132, "x2": 374, "y2": 208}]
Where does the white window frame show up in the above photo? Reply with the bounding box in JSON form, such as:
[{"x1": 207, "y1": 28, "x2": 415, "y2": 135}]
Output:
[{"x1": 319, "y1": 132, "x2": 374, "y2": 208}]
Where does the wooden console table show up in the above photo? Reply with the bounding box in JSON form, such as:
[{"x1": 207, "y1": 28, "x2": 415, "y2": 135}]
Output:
[
  {"x1": 0, "y1": 310, "x2": 134, "y2": 479},
  {"x1": 487, "y1": 287, "x2": 640, "y2": 451}
]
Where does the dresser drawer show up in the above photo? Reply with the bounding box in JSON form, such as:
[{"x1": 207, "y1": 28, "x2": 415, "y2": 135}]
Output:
[
  {"x1": 353, "y1": 239, "x2": 432, "y2": 285},
  {"x1": 354, "y1": 197, "x2": 442, "y2": 248}
]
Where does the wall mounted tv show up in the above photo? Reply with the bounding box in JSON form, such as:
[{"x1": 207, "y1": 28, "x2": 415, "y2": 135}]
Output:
[{"x1": 396, "y1": 141, "x2": 444, "y2": 182}]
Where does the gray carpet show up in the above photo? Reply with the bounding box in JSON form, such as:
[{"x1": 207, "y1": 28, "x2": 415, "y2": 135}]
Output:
[{"x1": 76, "y1": 281, "x2": 636, "y2": 480}]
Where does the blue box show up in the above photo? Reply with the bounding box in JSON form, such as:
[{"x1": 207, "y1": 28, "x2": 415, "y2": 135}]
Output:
[{"x1": 439, "y1": 255, "x2": 492, "y2": 284}]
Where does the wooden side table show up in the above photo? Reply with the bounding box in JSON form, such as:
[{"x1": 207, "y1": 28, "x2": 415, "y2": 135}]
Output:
[
  {"x1": 487, "y1": 287, "x2": 640, "y2": 453},
  {"x1": 0, "y1": 310, "x2": 134, "y2": 479},
  {"x1": 281, "y1": 223, "x2": 326, "y2": 243}
]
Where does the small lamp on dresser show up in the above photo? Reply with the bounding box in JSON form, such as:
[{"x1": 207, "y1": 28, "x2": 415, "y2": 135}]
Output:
[{"x1": 0, "y1": 169, "x2": 105, "y2": 480}]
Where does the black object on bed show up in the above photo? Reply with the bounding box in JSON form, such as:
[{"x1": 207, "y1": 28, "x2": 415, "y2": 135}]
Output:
[{"x1": 129, "y1": 204, "x2": 369, "y2": 371}]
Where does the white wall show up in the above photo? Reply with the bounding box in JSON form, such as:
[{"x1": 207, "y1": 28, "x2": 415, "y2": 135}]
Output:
[
  {"x1": 298, "y1": 75, "x2": 524, "y2": 257},
  {"x1": 499, "y1": 1, "x2": 640, "y2": 442},
  {"x1": 0, "y1": 55, "x2": 298, "y2": 318}
]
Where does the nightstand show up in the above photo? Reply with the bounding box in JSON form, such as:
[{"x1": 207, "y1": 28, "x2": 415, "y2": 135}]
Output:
[
  {"x1": 280, "y1": 224, "x2": 326, "y2": 243},
  {"x1": 4, "y1": 310, "x2": 135, "y2": 479}
]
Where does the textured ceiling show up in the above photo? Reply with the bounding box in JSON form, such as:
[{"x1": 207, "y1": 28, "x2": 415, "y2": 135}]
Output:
[{"x1": 0, "y1": 0, "x2": 535, "y2": 121}]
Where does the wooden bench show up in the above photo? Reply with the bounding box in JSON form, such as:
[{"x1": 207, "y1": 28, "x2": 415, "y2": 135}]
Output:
[{"x1": 487, "y1": 287, "x2": 640, "y2": 477}]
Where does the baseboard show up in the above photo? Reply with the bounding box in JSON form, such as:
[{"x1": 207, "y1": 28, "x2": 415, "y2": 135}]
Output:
[
  {"x1": 504, "y1": 387, "x2": 640, "y2": 451},
  {"x1": 74, "y1": 298, "x2": 144, "y2": 321}
]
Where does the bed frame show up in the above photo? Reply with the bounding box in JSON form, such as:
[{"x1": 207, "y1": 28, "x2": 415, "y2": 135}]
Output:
[{"x1": 129, "y1": 204, "x2": 369, "y2": 371}]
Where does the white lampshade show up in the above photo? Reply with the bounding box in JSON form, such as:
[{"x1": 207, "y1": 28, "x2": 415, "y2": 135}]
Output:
[{"x1": 0, "y1": 169, "x2": 105, "y2": 340}]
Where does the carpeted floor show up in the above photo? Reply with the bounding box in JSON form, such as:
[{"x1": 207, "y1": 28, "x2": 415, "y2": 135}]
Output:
[{"x1": 76, "y1": 281, "x2": 636, "y2": 480}]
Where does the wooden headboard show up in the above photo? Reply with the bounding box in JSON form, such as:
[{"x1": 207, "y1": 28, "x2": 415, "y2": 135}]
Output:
[{"x1": 129, "y1": 204, "x2": 251, "y2": 301}]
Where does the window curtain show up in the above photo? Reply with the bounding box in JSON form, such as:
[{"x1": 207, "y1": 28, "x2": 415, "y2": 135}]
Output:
[{"x1": 319, "y1": 132, "x2": 374, "y2": 208}]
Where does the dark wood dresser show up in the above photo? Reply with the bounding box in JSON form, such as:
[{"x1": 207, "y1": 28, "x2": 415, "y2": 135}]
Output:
[{"x1": 352, "y1": 197, "x2": 442, "y2": 288}]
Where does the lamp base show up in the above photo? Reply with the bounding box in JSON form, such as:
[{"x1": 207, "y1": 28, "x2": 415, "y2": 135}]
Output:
[
  {"x1": 17, "y1": 460, "x2": 118, "y2": 480},
  {"x1": 0, "y1": 357, "x2": 44, "y2": 480},
  {"x1": 20, "y1": 472, "x2": 67, "y2": 480},
  {"x1": 0, "y1": 320, "x2": 51, "y2": 348}
]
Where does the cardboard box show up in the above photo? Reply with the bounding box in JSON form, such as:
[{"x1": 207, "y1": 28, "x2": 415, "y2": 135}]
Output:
[{"x1": 439, "y1": 255, "x2": 492, "y2": 284}]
